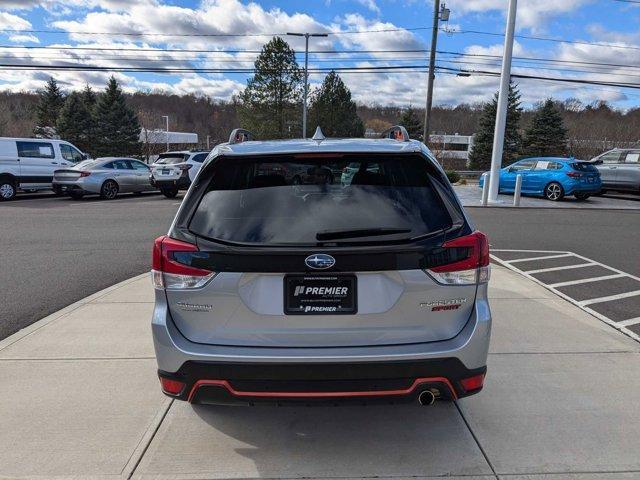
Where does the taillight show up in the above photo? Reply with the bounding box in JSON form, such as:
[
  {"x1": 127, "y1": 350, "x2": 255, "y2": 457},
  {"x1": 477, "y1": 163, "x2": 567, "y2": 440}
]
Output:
[
  {"x1": 460, "y1": 373, "x2": 485, "y2": 392},
  {"x1": 178, "y1": 164, "x2": 193, "y2": 171},
  {"x1": 79, "y1": 171, "x2": 91, "y2": 177},
  {"x1": 151, "y1": 235, "x2": 216, "y2": 290},
  {"x1": 425, "y1": 231, "x2": 490, "y2": 285},
  {"x1": 566, "y1": 171, "x2": 581, "y2": 178},
  {"x1": 159, "y1": 376, "x2": 185, "y2": 395}
]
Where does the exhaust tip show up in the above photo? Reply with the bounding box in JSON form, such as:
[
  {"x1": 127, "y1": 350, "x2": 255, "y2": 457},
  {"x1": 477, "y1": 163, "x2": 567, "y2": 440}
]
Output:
[{"x1": 417, "y1": 390, "x2": 436, "y2": 406}]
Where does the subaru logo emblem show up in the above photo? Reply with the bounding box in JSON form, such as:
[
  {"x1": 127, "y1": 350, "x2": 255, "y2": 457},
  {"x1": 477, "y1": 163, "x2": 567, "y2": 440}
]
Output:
[{"x1": 305, "y1": 254, "x2": 335, "y2": 270}]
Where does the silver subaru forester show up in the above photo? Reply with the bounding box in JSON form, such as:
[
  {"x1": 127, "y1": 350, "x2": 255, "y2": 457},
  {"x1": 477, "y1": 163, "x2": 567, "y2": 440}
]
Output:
[{"x1": 152, "y1": 127, "x2": 491, "y2": 406}]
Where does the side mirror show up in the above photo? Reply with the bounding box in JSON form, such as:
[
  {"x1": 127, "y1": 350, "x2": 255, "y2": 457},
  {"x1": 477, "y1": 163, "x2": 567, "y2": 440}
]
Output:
[
  {"x1": 507, "y1": 167, "x2": 516, "y2": 173},
  {"x1": 593, "y1": 159, "x2": 603, "y2": 165},
  {"x1": 81, "y1": 153, "x2": 89, "y2": 160}
]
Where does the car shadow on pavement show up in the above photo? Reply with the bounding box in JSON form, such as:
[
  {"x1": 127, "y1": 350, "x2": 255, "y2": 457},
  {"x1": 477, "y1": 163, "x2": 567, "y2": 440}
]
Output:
[{"x1": 185, "y1": 402, "x2": 490, "y2": 478}]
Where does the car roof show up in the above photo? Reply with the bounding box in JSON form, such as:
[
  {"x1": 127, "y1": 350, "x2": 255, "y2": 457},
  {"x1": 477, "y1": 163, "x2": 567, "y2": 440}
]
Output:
[
  {"x1": 214, "y1": 138, "x2": 424, "y2": 156},
  {"x1": 0, "y1": 137, "x2": 69, "y2": 143},
  {"x1": 518, "y1": 157, "x2": 581, "y2": 163},
  {"x1": 161, "y1": 150, "x2": 208, "y2": 155},
  {"x1": 95, "y1": 157, "x2": 139, "y2": 161}
]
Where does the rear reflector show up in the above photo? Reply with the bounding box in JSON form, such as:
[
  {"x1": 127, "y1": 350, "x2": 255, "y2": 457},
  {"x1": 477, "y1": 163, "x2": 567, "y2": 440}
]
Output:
[
  {"x1": 152, "y1": 235, "x2": 216, "y2": 290},
  {"x1": 425, "y1": 231, "x2": 490, "y2": 285},
  {"x1": 566, "y1": 171, "x2": 581, "y2": 178},
  {"x1": 460, "y1": 373, "x2": 485, "y2": 392},
  {"x1": 159, "y1": 377, "x2": 186, "y2": 396}
]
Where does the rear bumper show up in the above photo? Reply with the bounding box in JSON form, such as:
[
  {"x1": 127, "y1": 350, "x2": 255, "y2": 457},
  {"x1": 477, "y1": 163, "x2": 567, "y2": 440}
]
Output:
[
  {"x1": 51, "y1": 180, "x2": 100, "y2": 194},
  {"x1": 151, "y1": 176, "x2": 191, "y2": 190},
  {"x1": 565, "y1": 180, "x2": 602, "y2": 194},
  {"x1": 158, "y1": 359, "x2": 486, "y2": 405},
  {"x1": 152, "y1": 285, "x2": 491, "y2": 404}
]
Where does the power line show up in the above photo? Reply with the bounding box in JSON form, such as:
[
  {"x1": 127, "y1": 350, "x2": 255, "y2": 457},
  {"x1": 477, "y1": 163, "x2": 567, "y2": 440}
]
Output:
[
  {"x1": 447, "y1": 28, "x2": 640, "y2": 51},
  {"x1": 0, "y1": 26, "x2": 431, "y2": 38},
  {"x1": 0, "y1": 44, "x2": 431, "y2": 54},
  {"x1": 436, "y1": 66, "x2": 640, "y2": 89}
]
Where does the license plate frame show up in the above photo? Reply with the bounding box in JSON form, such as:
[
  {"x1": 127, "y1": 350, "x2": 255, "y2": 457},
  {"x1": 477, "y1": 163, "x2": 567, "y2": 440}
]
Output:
[{"x1": 284, "y1": 274, "x2": 357, "y2": 315}]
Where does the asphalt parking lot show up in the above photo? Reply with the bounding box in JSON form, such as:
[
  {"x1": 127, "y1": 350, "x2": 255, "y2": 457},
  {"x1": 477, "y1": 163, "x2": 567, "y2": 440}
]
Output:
[{"x1": 0, "y1": 192, "x2": 180, "y2": 339}]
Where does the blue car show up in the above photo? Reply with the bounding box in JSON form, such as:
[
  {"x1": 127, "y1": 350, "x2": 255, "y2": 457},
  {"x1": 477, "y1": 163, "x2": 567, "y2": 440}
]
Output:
[{"x1": 479, "y1": 157, "x2": 602, "y2": 201}]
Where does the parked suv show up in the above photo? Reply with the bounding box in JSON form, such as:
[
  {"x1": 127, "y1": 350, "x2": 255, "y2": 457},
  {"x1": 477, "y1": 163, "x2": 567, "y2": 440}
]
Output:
[
  {"x1": 150, "y1": 150, "x2": 209, "y2": 198},
  {"x1": 152, "y1": 127, "x2": 491, "y2": 406},
  {"x1": 591, "y1": 149, "x2": 640, "y2": 194},
  {"x1": 0, "y1": 137, "x2": 88, "y2": 200}
]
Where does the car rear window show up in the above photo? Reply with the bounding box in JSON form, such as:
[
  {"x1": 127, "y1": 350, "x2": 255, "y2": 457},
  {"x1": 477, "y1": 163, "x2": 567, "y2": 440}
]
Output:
[
  {"x1": 572, "y1": 162, "x2": 598, "y2": 172},
  {"x1": 188, "y1": 154, "x2": 459, "y2": 246},
  {"x1": 156, "y1": 155, "x2": 187, "y2": 164}
]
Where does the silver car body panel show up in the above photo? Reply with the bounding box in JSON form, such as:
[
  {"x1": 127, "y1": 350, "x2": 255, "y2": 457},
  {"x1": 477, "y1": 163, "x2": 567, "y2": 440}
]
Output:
[
  {"x1": 165, "y1": 270, "x2": 476, "y2": 347},
  {"x1": 153, "y1": 281, "x2": 490, "y2": 373}
]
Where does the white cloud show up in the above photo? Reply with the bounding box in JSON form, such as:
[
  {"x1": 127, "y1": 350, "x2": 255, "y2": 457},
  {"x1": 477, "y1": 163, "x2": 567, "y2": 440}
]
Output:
[
  {"x1": 355, "y1": 0, "x2": 380, "y2": 14},
  {"x1": 8, "y1": 33, "x2": 40, "y2": 43},
  {"x1": 443, "y1": 0, "x2": 593, "y2": 31},
  {"x1": 0, "y1": 11, "x2": 33, "y2": 30}
]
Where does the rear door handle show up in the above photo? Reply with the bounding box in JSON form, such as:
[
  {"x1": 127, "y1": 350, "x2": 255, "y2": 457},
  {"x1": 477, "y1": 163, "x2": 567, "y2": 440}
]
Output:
[{"x1": 51, "y1": 162, "x2": 58, "y2": 165}]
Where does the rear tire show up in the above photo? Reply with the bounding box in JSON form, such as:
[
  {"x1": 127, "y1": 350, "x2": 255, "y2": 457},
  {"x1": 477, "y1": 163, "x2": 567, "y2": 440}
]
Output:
[
  {"x1": 544, "y1": 182, "x2": 564, "y2": 201},
  {"x1": 574, "y1": 192, "x2": 590, "y2": 201},
  {"x1": 100, "y1": 180, "x2": 119, "y2": 200},
  {"x1": 68, "y1": 191, "x2": 84, "y2": 200},
  {"x1": 0, "y1": 177, "x2": 17, "y2": 201},
  {"x1": 161, "y1": 187, "x2": 179, "y2": 198}
]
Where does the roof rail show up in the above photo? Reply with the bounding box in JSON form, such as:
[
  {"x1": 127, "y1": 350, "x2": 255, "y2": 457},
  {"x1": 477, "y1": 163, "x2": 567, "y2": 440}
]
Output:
[
  {"x1": 380, "y1": 125, "x2": 410, "y2": 142},
  {"x1": 228, "y1": 128, "x2": 254, "y2": 144}
]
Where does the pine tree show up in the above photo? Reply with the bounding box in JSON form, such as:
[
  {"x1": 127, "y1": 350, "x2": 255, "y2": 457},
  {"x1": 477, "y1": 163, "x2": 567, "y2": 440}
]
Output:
[
  {"x1": 307, "y1": 71, "x2": 364, "y2": 138},
  {"x1": 81, "y1": 84, "x2": 97, "y2": 112},
  {"x1": 468, "y1": 83, "x2": 522, "y2": 170},
  {"x1": 93, "y1": 77, "x2": 141, "y2": 157},
  {"x1": 56, "y1": 92, "x2": 94, "y2": 154},
  {"x1": 522, "y1": 99, "x2": 568, "y2": 157},
  {"x1": 35, "y1": 77, "x2": 65, "y2": 132},
  {"x1": 238, "y1": 37, "x2": 303, "y2": 139},
  {"x1": 398, "y1": 106, "x2": 423, "y2": 141}
]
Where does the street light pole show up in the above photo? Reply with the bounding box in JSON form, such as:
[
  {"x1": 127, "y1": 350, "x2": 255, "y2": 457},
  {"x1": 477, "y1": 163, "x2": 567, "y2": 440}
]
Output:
[
  {"x1": 487, "y1": 0, "x2": 517, "y2": 204},
  {"x1": 287, "y1": 32, "x2": 328, "y2": 138},
  {"x1": 161, "y1": 115, "x2": 169, "y2": 152}
]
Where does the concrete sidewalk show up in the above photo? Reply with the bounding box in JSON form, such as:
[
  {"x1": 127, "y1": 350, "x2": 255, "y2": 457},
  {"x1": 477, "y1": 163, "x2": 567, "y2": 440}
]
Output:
[
  {"x1": 454, "y1": 184, "x2": 640, "y2": 210},
  {"x1": 1, "y1": 266, "x2": 639, "y2": 479}
]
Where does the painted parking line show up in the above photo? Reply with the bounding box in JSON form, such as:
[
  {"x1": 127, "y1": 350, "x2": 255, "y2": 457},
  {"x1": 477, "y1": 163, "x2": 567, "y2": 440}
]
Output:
[
  {"x1": 548, "y1": 273, "x2": 626, "y2": 288},
  {"x1": 580, "y1": 290, "x2": 640, "y2": 306},
  {"x1": 618, "y1": 317, "x2": 640, "y2": 328},
  {"x1": 524, "y1": 262, "x2": 598, "y2": 275},
  {"x1": 507, "y1": 253, "x2": 573, "y2": 264},
  {"x1": 492, "y1": 249, "x2": 640, "y2": 343}
]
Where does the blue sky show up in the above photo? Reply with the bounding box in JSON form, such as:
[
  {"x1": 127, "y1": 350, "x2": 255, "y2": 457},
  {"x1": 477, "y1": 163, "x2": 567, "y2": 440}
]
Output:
[{"x1": 1, "y1": 0, "x2": 639, "y2": 109}]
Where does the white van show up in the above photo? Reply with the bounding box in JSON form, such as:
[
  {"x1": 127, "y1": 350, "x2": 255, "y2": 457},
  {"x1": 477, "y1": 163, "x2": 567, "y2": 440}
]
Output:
[{"x1": 0, "y1": 137, "x2": 88, "y2": 200}]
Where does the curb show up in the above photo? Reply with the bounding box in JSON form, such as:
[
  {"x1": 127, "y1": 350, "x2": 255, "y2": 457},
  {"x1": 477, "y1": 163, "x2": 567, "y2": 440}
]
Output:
[{"x1": 0, "y1": 273, "x2": 150, "y2": 353}]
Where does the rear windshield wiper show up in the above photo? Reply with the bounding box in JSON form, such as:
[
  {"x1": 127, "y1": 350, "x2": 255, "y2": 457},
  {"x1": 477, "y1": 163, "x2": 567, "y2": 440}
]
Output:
[{"x1": 316, "y1": 227, "x2": 412, "y2": 241}]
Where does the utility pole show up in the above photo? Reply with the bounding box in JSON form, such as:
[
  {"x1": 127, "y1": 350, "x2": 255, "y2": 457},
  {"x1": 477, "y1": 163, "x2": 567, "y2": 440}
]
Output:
[
  {"x1": 487, "y1": 0, "x2": 517, "y2": 204},
  {"x1": 287, "y1": 32, "x2": 328, "y2": 138},
  {"x1": 423, "y1": 1, "x2": 449, "y2": 143},
  {"x1": 161, "y1": 115, "x2": 169, "y2": 152}
]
